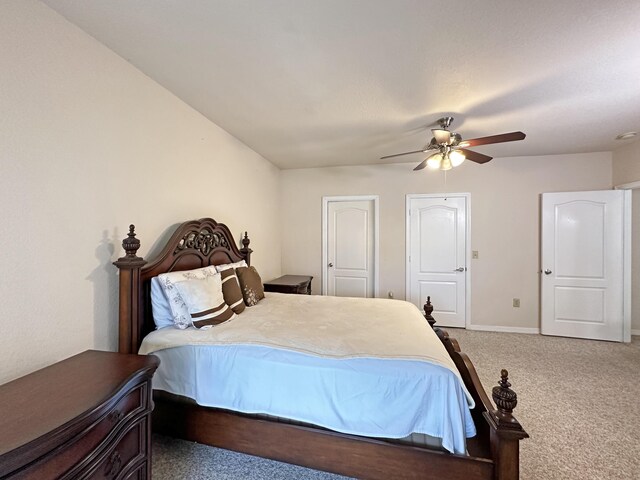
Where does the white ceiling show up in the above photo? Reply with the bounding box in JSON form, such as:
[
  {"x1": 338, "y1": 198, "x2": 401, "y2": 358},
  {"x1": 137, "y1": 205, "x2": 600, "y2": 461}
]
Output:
[{"x1": 43, "y1": 0, "x2": 640, "y2": 169}]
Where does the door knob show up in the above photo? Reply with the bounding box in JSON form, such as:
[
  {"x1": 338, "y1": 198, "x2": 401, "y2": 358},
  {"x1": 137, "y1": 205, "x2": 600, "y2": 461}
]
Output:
[
  {"x1": 454, "y1": 267, "x2": 465, "y2": 272},
  {"x1": 544, "y1": 269, "x2": 552, "y2": 275},
  {"x1": 328, "y1": 262, "x2": 334, "y2": 268}
]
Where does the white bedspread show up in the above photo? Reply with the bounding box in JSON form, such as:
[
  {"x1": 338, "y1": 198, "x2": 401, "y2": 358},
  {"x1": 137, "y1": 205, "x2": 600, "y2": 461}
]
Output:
[{"x1": 140, "y1": 293, "x2": 476, "y2": 454}]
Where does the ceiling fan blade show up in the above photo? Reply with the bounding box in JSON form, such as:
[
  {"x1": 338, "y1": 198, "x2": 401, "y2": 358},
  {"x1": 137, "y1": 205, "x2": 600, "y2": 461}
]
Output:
[
  {"x1": 432, "y1": 129, "x2": 451, "y2": 144},
  {"x1": 460, "y1": 131, "x2": 525, "y2": 147},
  {"x1": 380, "y1": 149, "x2": 426, "y2": 160},
  {"x1": 459, "y1": 148, "x2": 493, "y2": 164},
  {"x1": 414, "y1": 152, "x2": 442, "y2": 171},
  {"x1": 413, "y1": 159, "x2": 428, "y2": 171}
]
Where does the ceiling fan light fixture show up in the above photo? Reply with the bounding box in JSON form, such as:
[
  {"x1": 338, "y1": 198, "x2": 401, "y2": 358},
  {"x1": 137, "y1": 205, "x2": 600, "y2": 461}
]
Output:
[
  {"x1": 432, "y1": 129, "x2": 451, "y2": 145},
  {"x1": 440, "y1": 156, "x2": 453, "y2": 171},
  {"x1": 449, "y1": 150, "x2": 466, "y2": 167},
  {"x1": 426, "y1": 153, "x2": 443, "y2": 170}
]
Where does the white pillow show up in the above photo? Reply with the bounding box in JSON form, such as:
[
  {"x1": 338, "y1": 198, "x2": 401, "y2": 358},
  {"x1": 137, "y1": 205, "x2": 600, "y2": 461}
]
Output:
[
  {"x1": 215, "y1": 260, "x2": 247, "y2": 272},
  {"x1": 173, "y1": 275, "x2": 236, "y2": 329},
  {"x1": 150, "y1": 277, "x2": 174, "y2": 329},
  {"x1": 157, "y1": 266, "x2": 218, "y2": 329}
]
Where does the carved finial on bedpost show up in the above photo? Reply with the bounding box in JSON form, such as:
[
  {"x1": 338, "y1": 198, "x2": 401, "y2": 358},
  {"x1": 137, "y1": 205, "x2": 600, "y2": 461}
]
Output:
[
  {"x1": 483, "y1": 369, "x2": 529, "y2": 480},
  {"x1": 240, "y1": 231, "x2": 253, "y2": 265},
  {"x1": 493, "y1": 369, "x2": 518, "y2": 414},
  {"x1": 487, "y1": 369, "x2": 526, "y2": 431},
  {"x1": 113, "y1": 224, "x2": 147, "y2": 355},
  {"x1": 424, "y1": 296, "x2": 436, "y2": 328},
  {"x1": 121, "y1": 224, "x2": 142, "y2": 259}
]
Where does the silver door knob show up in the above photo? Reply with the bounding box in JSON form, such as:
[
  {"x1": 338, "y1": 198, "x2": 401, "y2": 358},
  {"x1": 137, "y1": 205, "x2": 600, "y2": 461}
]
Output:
[
  {"x1": 454, "y1": 267, "x2": 465, "y2": 272},
  {"x1": 328, "y1": 262, "x2": 334, "y2": 267},
  {"x1": 544, "y1": 269, "x2": 552, "y2": 275}
]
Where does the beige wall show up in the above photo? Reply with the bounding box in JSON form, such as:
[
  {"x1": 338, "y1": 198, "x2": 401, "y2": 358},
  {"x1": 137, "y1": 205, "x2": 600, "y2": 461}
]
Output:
[
  {"x1": 612, "y1": 140, "x2": 640, "y2": 332},
  {"x1": 612, "y1": 141, "x2": 640, "y2": 185},
  {"x1": 281, "y1": 153, "x2": 612, "y2": 330},
  {"x1": 0, "y1": 1, "x2": 281, "y2": 384}
]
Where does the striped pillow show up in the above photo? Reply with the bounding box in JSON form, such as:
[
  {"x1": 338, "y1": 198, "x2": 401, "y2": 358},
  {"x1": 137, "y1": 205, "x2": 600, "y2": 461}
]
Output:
[
  {"x1": 173, "y1": 274, "x2": 235, "y2": 329},
  {"x1": 216, "y1": 260, "x2": 247, "y2": 273},
  {"x1": 157, "y1": 266, "x2": 218, "y2": 329},
  {"x1": 220, "y1": 269, "x2": 246, "y2": 314}
]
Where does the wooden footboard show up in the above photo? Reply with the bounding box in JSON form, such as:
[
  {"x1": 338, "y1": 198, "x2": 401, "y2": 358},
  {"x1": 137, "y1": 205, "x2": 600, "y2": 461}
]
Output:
[
  {"x1": 114, "y1": 220, "x2": 528, "y2": 480},
  {"x1": 424, "y1": 297, "x2": 529, "y2": 478}
]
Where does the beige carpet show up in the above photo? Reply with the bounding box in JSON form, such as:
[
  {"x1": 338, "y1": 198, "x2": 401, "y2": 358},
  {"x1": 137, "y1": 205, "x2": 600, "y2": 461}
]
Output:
[
  {"x1": 450, "y1": 328, "x2": 640, "y2": 480},
  {"x1": 153, "y1": 330, "x2": 640, "y2": 480}
]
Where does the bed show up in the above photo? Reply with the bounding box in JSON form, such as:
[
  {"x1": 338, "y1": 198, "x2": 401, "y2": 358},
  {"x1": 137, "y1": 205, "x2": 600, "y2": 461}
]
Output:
[{"x1": 114, "y1": 217, "x2": 528, "y2": 480}]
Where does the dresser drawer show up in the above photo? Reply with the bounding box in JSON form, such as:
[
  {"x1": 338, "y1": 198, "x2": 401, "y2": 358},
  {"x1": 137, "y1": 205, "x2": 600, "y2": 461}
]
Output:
[
  {"x1": 121, "y1": 464, "x2": 145, "y2": 480},
  {"x1": 85, "y1": 419, "x2": 146, "y2": 480},
  {"x1": 12, "y1": 385, "x2": 146, "y2": 480}
]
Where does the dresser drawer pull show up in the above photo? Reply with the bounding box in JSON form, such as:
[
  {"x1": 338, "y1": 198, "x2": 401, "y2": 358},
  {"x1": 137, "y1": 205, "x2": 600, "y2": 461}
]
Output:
[
  {"x1": 108, "y1": 409, "x2": 125, "y2": 423},
  {"x1": 104, "y1": 450, "x2": 122, "y2": 478}
]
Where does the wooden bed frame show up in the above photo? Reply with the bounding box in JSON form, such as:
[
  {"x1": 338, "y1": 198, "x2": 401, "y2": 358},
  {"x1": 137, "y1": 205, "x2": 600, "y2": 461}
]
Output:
[{"x1": 114, "y1": 218, "x2": 528, "y2": 480}]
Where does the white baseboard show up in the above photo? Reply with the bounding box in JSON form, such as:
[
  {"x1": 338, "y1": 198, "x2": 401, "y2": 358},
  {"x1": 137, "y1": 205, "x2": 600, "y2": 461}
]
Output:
[
  {"x1": 632, "y1": 329, "x2": 640, "y2": 336},
  {"x1": 467, "y1": 324, "x2": 540, "y2": 335}
]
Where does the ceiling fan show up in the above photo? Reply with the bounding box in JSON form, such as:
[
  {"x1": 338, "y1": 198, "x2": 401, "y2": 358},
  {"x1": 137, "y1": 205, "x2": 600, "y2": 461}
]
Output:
[{"x1": 380, "y1": 117, "x2": 526, "y2": 171}]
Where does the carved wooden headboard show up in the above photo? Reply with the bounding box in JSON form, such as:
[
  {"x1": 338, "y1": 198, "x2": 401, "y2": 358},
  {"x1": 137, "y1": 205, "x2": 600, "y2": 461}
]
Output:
[{"x1": 113, "y1": 218, "x2": 252, "y2": 354}]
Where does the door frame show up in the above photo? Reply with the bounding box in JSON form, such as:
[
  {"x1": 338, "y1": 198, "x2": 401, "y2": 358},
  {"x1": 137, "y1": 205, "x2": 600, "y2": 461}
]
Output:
[
  {"x1": 614, "y1": 182, "x2": 637, "y2": 340},
  {"x1": 405, "y1": 193, "x2": 471, "y2": 328},
  {"x1": 321, "y1": 195, "x2": 380, "y2": 297}
]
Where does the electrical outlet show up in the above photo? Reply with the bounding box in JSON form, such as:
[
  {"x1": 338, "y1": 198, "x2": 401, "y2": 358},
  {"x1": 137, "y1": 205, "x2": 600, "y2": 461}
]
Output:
[
  {"x1": 472, "y1": 250, "x2": 479, "y2": 259},
  {"x1": 513, "y1": 298, "x2": 520, "y2": 308}
]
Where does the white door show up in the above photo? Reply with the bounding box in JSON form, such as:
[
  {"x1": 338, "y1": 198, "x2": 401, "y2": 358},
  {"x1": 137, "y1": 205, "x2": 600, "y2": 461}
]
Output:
[
  {"x1": 324, "y1": 197, "x2": 377, "y2": 297},
  {"x1": 407, "y1": 195, "x2": 468, "y2": 328},
  {"x1": 541, "y1": 190, "x2": 630, "y2": 342}
]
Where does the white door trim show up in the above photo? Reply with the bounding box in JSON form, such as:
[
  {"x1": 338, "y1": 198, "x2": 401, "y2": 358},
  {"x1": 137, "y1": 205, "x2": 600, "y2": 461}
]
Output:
[
  {"x1": 405, "y1": 193, "x2": 471, "y2": 328},
  {"x1": 322, "y1": 195, "x2": 380, "y2": 297},
  {"x1": 623, "y1": 189, "x2": 632, "y2": 342},
  {"x1": 614, "y1": 183, "x2": 636, "y2": 341}
]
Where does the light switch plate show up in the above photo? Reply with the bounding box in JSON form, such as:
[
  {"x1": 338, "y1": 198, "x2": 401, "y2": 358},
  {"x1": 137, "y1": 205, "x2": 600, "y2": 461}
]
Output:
[
  {"x1": 513, "y1": 298, "x2": 520, "y2": 308},
  {"x1": 472, "y1": 250, "x2": 479, "y2": 259}
]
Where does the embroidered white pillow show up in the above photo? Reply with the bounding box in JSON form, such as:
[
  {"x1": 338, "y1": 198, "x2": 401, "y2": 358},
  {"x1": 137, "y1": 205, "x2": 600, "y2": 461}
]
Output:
[
  {"x1": 215, "y1": 260, "x2": 247, "y2": 272},
  {"x1": 172, "y1": 275, "x2": 236, "y2": 329},
  {"x1": 150, "y1": 276, "x2": 174, "y2": 329},
  {"x1": 158, "y1": 266, "x2": 218, "y2": 329}
]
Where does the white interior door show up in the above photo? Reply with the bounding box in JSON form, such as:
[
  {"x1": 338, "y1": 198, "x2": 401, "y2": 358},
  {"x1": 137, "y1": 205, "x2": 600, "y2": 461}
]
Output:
[
  {"x1": 541, "y1": 190, "x2": 630, "y2": 341},
  {"x1": 407, "y1": 195, "x2": 468, "y2": 328},
  {"x1": 324, "y1": 197, "x2": 377, "y2": 297}
]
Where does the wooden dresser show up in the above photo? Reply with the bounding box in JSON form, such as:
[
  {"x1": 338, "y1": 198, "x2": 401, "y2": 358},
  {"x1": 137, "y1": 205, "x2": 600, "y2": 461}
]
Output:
[{"x1": 0, "y1": 350, "x2": 159, "y2": 480}]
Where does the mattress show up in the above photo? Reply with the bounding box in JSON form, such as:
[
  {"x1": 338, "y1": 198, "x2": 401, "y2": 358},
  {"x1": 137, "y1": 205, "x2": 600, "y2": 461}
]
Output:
[{"x1": 141, "y1": 293, "x2": 476, "y2": 454}]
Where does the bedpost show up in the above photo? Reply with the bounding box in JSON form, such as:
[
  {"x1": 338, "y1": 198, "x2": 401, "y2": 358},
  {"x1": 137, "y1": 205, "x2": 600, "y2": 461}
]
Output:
[
  {"x1": 240, "y1": 231, "x2": 252, "y2": 265},
  {"x1": 423, "y1": 296, "x2": 436, "y2": 328},
  {"x1": 113, "y1": 225, "x2": 147, "y2": 354},
  {"x1": 484, "y1": 370, "x2": 529, "y2": 480}
]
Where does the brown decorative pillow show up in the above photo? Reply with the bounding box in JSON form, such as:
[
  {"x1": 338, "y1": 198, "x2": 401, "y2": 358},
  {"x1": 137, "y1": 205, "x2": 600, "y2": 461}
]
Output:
[
  {"x1": 236, "y1": 266, "x2": 265, "y2": 307},
  {"x1": 220, "y1": 268, "x2": 246, "y2": 314}
]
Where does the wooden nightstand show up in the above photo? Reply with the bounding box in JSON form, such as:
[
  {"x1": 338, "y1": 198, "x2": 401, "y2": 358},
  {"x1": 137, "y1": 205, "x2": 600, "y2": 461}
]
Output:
[
  {"x1": 264, "y1": 275, "x2": 313, "y2": 295},
  {"x1": 0, "y1": 350, "x2": 159, "y2": 479}
]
